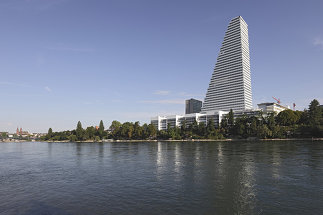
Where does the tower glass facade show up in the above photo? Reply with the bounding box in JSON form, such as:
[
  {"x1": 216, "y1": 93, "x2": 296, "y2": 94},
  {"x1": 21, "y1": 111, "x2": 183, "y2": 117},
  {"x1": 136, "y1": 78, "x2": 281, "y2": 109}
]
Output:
[
  {"x1": 201, "y1": 16, "x2": 252, "y2": 112},
  {"x1": 185, "y1": 98, "x2": 202, "y2": 114}
]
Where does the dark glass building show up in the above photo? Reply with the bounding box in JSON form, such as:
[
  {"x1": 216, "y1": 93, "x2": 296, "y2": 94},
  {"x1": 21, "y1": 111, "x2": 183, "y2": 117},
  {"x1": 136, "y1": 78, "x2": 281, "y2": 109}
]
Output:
[{"x1": 185, "y1": 98, "x2": 202, "y2": 114}]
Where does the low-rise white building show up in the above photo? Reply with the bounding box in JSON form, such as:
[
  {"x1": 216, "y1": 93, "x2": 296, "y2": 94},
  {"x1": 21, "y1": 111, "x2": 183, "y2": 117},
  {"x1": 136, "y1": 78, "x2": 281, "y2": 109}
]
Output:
[
  {"x1": 257, "y1": 102, "x2": 289, "y2": 114},
  {"x1": 151, "y1": 107, "x2": 290, "y2": 131},
  {"x1": 151, "y1": 116, "x2": 167, "y2": 131},
  {"x1": 151, "y1": 111, "x2": 229, "y2": 131}
]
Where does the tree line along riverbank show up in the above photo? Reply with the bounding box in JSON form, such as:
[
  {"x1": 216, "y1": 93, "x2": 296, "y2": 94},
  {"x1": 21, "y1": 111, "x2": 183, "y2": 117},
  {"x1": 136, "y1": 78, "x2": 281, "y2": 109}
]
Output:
[{"x1": 39, "y1": 99, "x2": 323, "y2": 142}]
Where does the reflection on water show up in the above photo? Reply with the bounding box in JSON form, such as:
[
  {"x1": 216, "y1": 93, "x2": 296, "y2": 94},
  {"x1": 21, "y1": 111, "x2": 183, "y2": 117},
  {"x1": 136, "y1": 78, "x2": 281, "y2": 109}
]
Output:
[
  {"x1": 237, "y1": 147, "x2": 257, "y2": 214},
  {"x1": 173, "y1": 143, "x2": 182, "y2": 181},
  {"x1": 272, "y1": 143, "x2": 282, "y2": 179},
  {"x1": 156, "y1": 142, "x2": 165, "y2": 181},
  {"x1": 0, "y1": 141, "x2": 323, "y2": 215}
]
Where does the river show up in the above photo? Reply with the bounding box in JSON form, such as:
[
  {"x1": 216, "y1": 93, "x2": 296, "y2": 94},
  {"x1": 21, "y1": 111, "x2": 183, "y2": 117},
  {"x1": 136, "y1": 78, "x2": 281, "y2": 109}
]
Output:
[{"x1": 0, "y1": 141, "x2": 323, "y2": 214}]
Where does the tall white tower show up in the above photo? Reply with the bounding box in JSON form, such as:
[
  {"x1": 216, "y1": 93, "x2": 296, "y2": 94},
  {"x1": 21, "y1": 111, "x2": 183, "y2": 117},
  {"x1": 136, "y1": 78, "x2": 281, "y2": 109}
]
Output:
[{"x1": 201, "y1": 16, "x2": 252, "y2": 112}]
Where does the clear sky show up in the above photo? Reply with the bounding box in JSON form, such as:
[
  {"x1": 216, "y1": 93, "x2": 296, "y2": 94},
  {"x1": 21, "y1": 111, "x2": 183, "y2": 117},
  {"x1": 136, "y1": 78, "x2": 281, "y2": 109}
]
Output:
[{"x1": 1, "y1": 0, "x2": 323, "y2": 133}]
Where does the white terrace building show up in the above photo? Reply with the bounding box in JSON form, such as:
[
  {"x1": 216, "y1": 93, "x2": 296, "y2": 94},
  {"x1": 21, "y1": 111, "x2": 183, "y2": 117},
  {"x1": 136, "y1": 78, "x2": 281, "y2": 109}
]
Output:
[
  {"x1": 257, "y1": 102, "x2": 289, "y2": 114},
  {"x1": 151, "y1": 111, "x2": 229, "y2": 131}
]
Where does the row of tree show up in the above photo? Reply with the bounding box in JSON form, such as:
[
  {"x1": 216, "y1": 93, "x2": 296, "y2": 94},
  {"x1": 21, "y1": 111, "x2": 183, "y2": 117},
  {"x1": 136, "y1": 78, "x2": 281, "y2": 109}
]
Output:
[
  {"x1": 41, "y1": 99, "x2": 323, "y2": 141},
  {"x1": 220, "y1": 99, "x2": 322, "y2": 139},
  {"x1": 41, "y1": 120, "x2": 158, "y2": 141}
]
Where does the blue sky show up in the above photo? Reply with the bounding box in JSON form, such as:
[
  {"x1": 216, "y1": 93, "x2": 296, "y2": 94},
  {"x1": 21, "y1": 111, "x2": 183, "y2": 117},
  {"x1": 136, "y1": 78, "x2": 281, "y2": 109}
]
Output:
[{"x1": 1, "y1": 0, "x2": 323, "y2": 133}]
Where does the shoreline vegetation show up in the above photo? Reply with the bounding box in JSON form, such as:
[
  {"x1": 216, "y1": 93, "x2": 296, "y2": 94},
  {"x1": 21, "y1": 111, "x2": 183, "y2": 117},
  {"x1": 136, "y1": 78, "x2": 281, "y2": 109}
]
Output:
[
  {"x1": 2, "y1": 99, "x2": 322, "y2": 143},
  {"x1": 42, "y1": 137, "x2": 323, "y2": 142}
]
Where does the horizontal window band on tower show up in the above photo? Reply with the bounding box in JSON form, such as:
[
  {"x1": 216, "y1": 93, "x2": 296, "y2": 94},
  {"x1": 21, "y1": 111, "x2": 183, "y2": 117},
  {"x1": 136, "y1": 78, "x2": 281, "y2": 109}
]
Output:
[
  {"x1": 215, "y1": 59, "x2": 243, "y2": 67},
  {"x1": 206, "y1": 89, "x2": 246, "y2": 97},
  {"x1": 219, "y1": 44, "x2": 243, "y2": 52},
  {"x1": 206, "y1": 89, "x2": 246, "y2": 96},
  {"x1": 204, "y1": 100, "x2": 246, "y2": 105},
  {"x1": 210, "y1": 67, "x2": 244, "y2": 76},
  {"x1": 217, "y1": 55, "x2": 243, "y2": 63}
]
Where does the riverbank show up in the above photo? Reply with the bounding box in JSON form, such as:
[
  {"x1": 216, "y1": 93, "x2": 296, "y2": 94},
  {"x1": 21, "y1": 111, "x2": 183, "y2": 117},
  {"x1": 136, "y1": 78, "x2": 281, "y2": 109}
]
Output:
[
  {"x1": 110, "y1": 138, "x2": 323, "y2": 142},
  {"x1": 44, "y1": 137, "x2": 323, "y2": 143},
  {"x1": 0, "y1": 139, "x2": 29, "y2": 143},
  {"x1": 2, "y1": 138, "x2": 323, "y2": 143}
]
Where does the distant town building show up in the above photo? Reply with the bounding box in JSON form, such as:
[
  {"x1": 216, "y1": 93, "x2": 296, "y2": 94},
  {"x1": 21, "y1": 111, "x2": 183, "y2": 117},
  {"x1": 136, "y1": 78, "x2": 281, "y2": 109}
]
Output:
[
  {"x1": 185, "y1": 98, "x2": 202, "y2": 114},
  {"x1": 16, "y1": 127, "x2": 29, "y2": 136},
  {"x1": 201, "y1": 16, "x2": 252, "y2": 113}
]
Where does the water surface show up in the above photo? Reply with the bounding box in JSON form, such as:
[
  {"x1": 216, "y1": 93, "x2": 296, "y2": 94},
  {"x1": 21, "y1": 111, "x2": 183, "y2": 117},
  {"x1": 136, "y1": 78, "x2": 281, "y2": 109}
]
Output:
[{"x1": 1, "y1": 141, "x2": 323, "y2": 214}]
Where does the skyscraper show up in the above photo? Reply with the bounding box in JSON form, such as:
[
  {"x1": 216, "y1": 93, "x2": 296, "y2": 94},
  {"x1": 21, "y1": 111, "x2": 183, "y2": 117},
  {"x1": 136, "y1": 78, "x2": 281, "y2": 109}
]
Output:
[
  {"x1": 201, "y1": 16, "x2": 252, "y2": 112},
  {"x1": 185, "y1": 98, "x2": 202, "y2": 114}
]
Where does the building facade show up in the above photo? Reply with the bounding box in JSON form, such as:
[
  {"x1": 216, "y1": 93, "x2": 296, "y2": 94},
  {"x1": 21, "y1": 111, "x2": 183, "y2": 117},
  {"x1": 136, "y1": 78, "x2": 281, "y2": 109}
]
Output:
[
  {"x1": 257, "y1": 102, "x2": 289, "y2": 114},
  {"x1": 151, "y1": 111, "x2": 228, "y2": 131},
  {"x1": 185, "y1": 98, "x2": 203, "y2": 114},
  {"x1": 201, "y1": 16, "x2": 252, "y2": 113},
  {"x1": 151, "y1": 116, "x2": 167, "y2": 131}
]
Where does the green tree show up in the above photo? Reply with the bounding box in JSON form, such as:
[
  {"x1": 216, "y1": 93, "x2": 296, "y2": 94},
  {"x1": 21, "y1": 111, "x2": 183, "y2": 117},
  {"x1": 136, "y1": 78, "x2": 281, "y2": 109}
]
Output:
[
  {"x1": 250, "y1": 117, "x2": 258, "y2": 136},
  {"x1": 120, "y1": 122, "x2": 134, "y2": 139},
  {"x1": 147, "y1": 124, "x2": 157, "y2": 139},
  {"x1": 167, "y1": 127, "x2": 176, "y2": 139},
  {"x1": 141, "y1": 123, "x2": 149, "y2": 139},
  {"x1": 110, "y1": 120, "x2": 122, "y2": 139},
  {"x1": 98, "y1": 120, "x2": 105, "y2": 139},
  {"x1": 85, "y1": 126, "x2": 96, "y2": 140},
  {"x1": 1, "y1": 132, "x2": 7, "y2": 139},
  {"x1": 257, "y1": 124, "x2": 272, "y2": 139},
  {"x1": 158, "y1": 130, "x2": 168, "y2": 139},
  {"x1": 166, "y1": 123, "x2": 173, "y2": 139},
  {"x1": 133, "y1": 121, "x2": 143, "y2": 139},
  {"x1": 180, "y1": 120, "x2": 188, "y2": 139},
  {"x1": 174, "y1": 126, "x2": 182, "y2": 139},
  {"x1": 228, "y1": 109, "x2": 234, "y2": 129},
  {"x1": 76, "y1": 121, "x2": 84, "y2": 141},
  {"x1": 220, "y1": 115, "x2": 228, "y2": 130},
  {"x1": 276, "y1": 109, "x2": 298, "y2": 126},
  {"x1": 99, "y1": 120, "x2": 105, "y2": 131},
  {"x1": 69, "y1": 135, "x2": 77, "y2": 142},
  {"x1": 308, "y1": 99, "x2": 322, "y2": 126},
  {"x1": 299, "y1": 109, "x2": 309, "y2": 125},
  {"x1": 198, "y1": 122, "x2": 206, "y2": 138},
  {"x1": 294, "y1": 111, "x2": 303, "y2": 124},
  {"x1": 234, "y1": 116, "x2": 247, "y2": 138},
  {"x1": 206, "y1": 119, "x2": 216, "y2": 139},
  {"x1": 95, "y1": 136, "x2": 101, "y2": 142},
  {"x1": 47, "y1": 128, "x2": 53, "y2": 140},
  {"x1": 220, "y1": 115, "x2": 230, "y2": 136},
  {"x1": 191, "y1": 120, "x2": 199, "y2": 138},
  {"x1": 266, "y1": 112, "x2": 276, "y2": 130}
]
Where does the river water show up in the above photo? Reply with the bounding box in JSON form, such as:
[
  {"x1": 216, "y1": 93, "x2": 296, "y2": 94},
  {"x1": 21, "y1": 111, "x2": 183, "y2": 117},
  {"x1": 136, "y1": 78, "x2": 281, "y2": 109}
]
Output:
[{"x1": 0, "y1": 141, "x2": 323, "y2": 215}]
